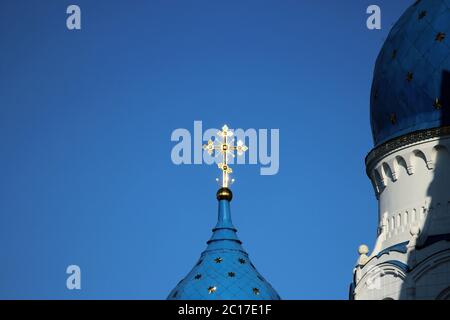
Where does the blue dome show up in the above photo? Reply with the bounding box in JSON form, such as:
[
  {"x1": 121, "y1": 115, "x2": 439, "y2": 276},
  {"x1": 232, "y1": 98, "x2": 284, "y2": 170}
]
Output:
[
  {"x1": 370, "y1": 0, "x2": 450, "y2": 146},
  {"x1": 167, "y1": 195, "x2": 280, "y2": 300}
]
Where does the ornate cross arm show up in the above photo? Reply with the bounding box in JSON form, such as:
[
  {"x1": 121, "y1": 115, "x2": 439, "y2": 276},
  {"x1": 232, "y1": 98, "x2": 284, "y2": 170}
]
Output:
[{"x1": 203, "y1": 125, "x2": 248, "y2": 188}]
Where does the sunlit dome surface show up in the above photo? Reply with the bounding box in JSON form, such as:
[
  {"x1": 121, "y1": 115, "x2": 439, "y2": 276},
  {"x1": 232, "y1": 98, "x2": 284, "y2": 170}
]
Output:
[
  {"x1": 370, "y1": 0, "x2": 450, "y2": 146},
  {"x1": 167, "y1": 196, "x2": 280, "y2": 300}
]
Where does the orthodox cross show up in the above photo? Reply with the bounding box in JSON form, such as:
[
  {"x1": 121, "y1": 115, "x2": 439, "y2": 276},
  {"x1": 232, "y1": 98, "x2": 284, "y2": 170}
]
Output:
[{"x1": 203, "y1": 125, "x2": 248, "y2": 188}]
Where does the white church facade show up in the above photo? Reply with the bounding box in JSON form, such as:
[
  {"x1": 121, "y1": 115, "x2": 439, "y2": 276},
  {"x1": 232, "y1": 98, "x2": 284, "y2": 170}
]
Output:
[{"x1": 351, "y1": 0, "x2": 450, "y2": 300}]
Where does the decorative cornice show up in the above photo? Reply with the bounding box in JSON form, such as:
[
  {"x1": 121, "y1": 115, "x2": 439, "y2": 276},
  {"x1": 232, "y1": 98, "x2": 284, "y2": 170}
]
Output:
[{"x1": 366, "y1": 126, "x2": 450, "y2": 171}]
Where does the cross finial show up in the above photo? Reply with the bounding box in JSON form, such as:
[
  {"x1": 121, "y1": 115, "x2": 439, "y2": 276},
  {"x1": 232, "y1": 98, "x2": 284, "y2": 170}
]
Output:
[{"x1": 203, "y1": 125, "x2": 248, "y2": 188}]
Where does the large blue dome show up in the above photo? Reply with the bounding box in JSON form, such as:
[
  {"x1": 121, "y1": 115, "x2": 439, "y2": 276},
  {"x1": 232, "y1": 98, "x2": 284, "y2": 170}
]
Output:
[
  {"x1": 167, "y1": 191, "x2": 280, "y2": 300},
  {"x1": 370, "y1": 0, "x2": 450, "y2": 146}
]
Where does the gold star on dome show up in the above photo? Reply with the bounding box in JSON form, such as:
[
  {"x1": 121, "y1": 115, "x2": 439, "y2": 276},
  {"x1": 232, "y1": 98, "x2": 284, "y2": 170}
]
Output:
[
  {"x1": 390, "y1": 113, "x2": 397, "y2": 125},
  {"x1": 208, "y1": 286, "x2": 217, "y2": 294},
  {"x1": 203, "y1": 125, "x2": 248, "y2": 188},
  {"x1": 433, "y1": 98, "x2": 442, "y2": 110},
  {"x1": 406, "y1": 72, "x2": 414, "y2": 82},
  {"x1": 418, "y1": 11, "x2": 427, "y2": 20},
  {"x1": 214, "y1": 257, "x2": 223, "y2": 263},
  {"x1": 436, "y1": 32, "x2": 446, "y2": 42},
  {"x1": 253, "y1": 288, "x2": 260, "y2": 295}
]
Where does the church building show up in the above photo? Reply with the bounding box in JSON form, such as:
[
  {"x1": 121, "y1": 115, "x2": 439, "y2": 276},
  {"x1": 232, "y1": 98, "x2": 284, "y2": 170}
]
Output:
[{"x1": 351, "y1": 0, "x2": 450, "y2": 300}]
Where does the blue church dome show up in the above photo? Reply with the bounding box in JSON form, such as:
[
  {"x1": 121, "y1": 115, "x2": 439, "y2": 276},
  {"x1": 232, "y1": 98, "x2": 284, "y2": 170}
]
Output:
[
  {"x1": 370, "y1": 0, "x2": 450, "y2": 146},
  {"x1": 167, "y1": 188, "x2": 280, "y2": 300}
]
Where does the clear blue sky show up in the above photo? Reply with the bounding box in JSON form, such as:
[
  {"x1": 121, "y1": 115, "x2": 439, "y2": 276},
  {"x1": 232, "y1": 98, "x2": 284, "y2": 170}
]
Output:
[{"x1": 0, "y1": 0, "x2": 412, "y2": 299}]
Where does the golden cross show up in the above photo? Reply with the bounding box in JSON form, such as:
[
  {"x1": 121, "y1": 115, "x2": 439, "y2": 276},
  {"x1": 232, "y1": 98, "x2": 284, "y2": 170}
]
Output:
[{"x1": 203, "y1": 125, "x2": 248, "y2": 188}]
